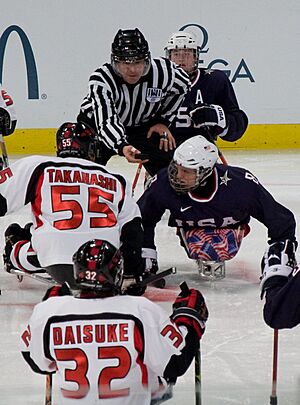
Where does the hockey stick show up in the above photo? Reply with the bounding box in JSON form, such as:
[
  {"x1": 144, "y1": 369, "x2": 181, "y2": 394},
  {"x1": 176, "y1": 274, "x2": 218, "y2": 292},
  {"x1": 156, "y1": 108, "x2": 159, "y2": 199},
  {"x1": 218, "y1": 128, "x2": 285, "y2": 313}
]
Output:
[
  {"x1": 10, "y1": 266, "x2": 176, "y2": 289},
  {"x1": 45, "y1": 374, "x2": 53, "y2": 405},
  {"x1": 9, "y1": 268, "x2": 57, "y2": 285},
  {"x1": 202, "y1": 126, "x2": 228, "y2": 167},
  {"x1": 0, "y1": 107, "x2": 10, "y2": 167},
  {"x1": 135, "y1": 267, "x2": 176, "y2": 288},
  {"x1": 132, "y1": 162, "x2": 143, "y2": 196},
  {"x1": 270, "y1": 329, "x2": 279, "y2": 405},
  {"x1": 0, "y1": 131, "x2": 9, "y2": 168},
  {"x1": 218, "y1": 148, "x2": 228, "y2": 166},
  {"x1": 180, "y1": 281, "x2": 202, "y2": 405}
]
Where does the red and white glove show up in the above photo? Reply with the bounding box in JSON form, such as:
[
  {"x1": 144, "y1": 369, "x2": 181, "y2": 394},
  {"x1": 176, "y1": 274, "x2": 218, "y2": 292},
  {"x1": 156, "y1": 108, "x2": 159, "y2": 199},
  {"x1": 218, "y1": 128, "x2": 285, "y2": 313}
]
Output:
[
  {"x1": 0, "y1": 88, "x2": 17, "y2": 135},
  {"x1": 171, "y1": 288, "x2": 208, "y2": 339}
]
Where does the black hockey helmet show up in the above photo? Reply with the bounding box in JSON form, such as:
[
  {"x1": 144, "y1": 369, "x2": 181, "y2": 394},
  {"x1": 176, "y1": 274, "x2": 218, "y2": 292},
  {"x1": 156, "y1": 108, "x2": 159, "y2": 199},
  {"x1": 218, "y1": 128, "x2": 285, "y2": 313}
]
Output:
[
  {"x1": 111, "y1": 28, "x2": 151, "y2": 75},
  {"x1": 73, "y1": 239, "x2": 123, "y2": 293},
  {"x1": 56, "y1": 122, "x2": 99, "y2": 161}
]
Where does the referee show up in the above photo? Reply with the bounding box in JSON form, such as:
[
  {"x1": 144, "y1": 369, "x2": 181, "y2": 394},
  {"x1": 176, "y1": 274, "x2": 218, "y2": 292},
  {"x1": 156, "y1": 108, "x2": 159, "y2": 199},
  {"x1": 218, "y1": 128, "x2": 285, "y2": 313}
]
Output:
[{"x1": 78, "y1": 28, "x2": 190, "y2": 176}]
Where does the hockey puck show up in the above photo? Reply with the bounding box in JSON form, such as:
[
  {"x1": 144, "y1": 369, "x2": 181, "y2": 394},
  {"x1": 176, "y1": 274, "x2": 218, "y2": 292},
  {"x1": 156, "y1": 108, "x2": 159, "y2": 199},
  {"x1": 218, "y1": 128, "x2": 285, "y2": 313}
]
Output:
[{"x1": 0, "y1": 289, "x2": 2, "y2": 295}]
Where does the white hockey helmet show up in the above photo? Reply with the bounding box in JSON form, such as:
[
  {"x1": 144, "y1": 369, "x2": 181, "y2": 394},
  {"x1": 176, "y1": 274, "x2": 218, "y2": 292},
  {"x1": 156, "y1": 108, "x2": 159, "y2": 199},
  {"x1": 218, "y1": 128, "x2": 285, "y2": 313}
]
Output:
[
  {"x1": 164, "y1": 31, "x2": 200, "y2": 72},
  {"x1": 168, "y1": 135, "x2": 218, "y2": 193}
]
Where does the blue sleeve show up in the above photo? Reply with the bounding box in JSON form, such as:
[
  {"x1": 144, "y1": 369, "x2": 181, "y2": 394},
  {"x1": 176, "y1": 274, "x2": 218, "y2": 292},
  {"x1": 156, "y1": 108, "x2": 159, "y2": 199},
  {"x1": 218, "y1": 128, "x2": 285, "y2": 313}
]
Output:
[
  {"x1": 137, "y1": 173, "x2": 167, "y2": 249},
  {"x1": 245, "y1": 173, "x2": 296, "y2": 243},
  {"x1": 214, "y1": 70, "x2": 248, "y2": 141}
]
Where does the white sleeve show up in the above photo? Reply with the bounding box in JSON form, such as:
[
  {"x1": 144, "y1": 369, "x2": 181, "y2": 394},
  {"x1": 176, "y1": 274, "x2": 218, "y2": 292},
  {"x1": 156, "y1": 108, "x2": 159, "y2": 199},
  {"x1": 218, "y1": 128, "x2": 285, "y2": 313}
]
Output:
[
  {"x1": 142, "y1": 300, "x2": 186, "y2": 376},
  {"x1": 20, "y1": 303, "x2": 55, "y2": 373},
  {"x1": 117, "y1": 179, "x2": 141, "y2": 229},
  {"x1": 0, "y1": 155, "x2": 46, "y2": 214}
]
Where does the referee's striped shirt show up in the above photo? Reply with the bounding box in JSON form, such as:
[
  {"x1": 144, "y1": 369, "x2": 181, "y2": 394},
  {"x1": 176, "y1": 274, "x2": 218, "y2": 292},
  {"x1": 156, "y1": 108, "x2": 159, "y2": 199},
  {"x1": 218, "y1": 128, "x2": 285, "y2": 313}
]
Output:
[{"x1": 80, "y1": 57, "x2": 190, "y2": 152}]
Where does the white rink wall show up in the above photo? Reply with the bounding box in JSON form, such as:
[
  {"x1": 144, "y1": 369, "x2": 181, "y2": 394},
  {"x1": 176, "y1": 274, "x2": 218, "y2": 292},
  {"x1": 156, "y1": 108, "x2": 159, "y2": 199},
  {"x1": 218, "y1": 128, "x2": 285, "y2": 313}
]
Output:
[{"x1": 0, "y1": 0, "x2": 299, "y2": 129}]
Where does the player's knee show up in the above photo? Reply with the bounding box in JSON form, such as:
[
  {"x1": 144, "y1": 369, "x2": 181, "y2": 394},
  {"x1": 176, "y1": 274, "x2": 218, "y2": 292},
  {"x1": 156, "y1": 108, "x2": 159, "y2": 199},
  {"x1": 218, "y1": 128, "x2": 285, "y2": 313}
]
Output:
[{"x1": 184, "y1": 228, "x2": 243, "y2": 261}]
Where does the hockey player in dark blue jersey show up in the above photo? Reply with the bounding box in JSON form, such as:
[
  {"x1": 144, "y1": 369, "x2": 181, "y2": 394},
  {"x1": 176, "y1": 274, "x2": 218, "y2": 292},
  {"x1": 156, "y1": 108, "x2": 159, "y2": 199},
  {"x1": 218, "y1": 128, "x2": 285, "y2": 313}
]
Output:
[
  {"x1": 165, "y1": 31, "x2": 248, "y2": 145},
  {"x1": 137, "y1": 136, "x2": 297, "y2": 280}
]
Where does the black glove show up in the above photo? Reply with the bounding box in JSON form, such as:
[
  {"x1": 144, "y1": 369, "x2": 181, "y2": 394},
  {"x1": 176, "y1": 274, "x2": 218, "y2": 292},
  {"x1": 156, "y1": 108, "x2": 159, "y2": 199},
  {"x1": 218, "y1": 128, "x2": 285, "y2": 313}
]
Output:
[
  {"x1": 171, "y1": 288, "x2": 208, "y2": 339},
  {"x1": 121, "y1": 274, "x2": 147, "y2": 296},
  {"x1": 260, "y1": 240, "x2": 297, "y2": 294},
  {"x1": 189, "y1": 103, "x2": 227, "y2": 140},
  {"x1": 0, "y1": 107, "x2": 16, "y2": 136}
]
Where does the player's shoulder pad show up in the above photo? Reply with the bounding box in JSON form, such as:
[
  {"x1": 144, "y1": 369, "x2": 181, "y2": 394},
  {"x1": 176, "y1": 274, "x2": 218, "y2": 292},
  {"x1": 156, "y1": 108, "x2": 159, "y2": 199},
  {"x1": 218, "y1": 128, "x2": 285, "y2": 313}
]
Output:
[
  {"x1": 42, "y1": 284, "x2": 72, "y2": 301},
  {"x1": 200, "y1": 67, "x2": 230, "y2": 83}
]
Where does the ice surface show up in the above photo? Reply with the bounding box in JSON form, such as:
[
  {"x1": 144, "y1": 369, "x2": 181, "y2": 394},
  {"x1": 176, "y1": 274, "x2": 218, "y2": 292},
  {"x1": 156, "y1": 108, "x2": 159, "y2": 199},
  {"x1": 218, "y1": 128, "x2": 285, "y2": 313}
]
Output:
[{"x1": 1, "y1": 150, "x2": 300, "y2": 404}]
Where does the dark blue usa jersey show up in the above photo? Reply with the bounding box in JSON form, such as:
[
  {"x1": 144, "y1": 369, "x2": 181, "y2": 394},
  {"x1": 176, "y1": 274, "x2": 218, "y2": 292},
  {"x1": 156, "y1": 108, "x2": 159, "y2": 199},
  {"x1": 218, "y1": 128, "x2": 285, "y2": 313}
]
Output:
[
  {"x1": 137, "y1": 164, "x2": 296, "y2": 249},
  {"x1": 169, "y1": 68, "x2": 248, "y2": 144}
]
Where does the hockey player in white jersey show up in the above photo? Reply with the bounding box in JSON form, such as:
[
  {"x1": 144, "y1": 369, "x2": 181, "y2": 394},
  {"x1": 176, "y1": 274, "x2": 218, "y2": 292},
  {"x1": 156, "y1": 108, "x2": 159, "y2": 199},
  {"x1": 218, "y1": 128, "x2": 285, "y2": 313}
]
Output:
[
  {"x1": 20, "y1": 238, "x2": 208, "y2": 405},
  {"x1": 2, "y1": 122, "x2": 144, "y2": 287}
]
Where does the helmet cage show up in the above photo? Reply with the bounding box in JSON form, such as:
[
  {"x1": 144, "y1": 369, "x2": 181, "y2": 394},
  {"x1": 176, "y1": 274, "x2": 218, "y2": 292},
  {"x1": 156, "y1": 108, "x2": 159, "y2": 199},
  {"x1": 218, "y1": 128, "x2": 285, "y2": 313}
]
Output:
[
  {"x1": 168, "y1": 160, "x2": 213, "y2": 194},
  {"x1": 73, "y1": 240, "x2": 123, "y2": 293},
  {"x1": 56, "y1": 122, "x2": 99, "y2": 161},
  {"x1": 165, "y1": 31, "x2": 200, "y2": 73}
]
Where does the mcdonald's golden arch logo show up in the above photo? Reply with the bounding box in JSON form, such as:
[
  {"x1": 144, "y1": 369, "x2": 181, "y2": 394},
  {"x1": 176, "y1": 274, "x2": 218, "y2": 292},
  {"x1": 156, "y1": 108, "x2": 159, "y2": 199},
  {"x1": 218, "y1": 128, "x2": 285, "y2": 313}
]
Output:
[{"x1": 0, "y1": 25, "x2": 39, "y2": 99}]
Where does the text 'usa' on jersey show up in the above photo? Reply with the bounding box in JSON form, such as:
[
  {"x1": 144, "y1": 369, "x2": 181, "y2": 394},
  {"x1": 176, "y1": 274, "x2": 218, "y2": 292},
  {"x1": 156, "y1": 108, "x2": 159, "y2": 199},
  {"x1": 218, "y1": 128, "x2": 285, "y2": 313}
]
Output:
[
  {"x1": 170, "y1": 68, "x2": 248, "y2": 143},
  {"x1": 138, "y1": 164, "x2": 296, "y2": 249}
]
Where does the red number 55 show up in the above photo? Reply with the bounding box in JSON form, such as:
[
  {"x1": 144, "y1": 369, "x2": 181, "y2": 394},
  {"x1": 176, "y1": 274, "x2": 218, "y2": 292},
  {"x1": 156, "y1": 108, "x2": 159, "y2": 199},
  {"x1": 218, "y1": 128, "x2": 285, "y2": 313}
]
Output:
[{"x1": 51, "y1": 185, "x2": 117, "y2": 230}]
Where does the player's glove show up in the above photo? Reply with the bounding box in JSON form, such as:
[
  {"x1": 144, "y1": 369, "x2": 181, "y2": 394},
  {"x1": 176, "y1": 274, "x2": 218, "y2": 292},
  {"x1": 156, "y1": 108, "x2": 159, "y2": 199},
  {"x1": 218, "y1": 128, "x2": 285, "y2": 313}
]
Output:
[
  {"x1": 121, "y1": 274, "x2": 146, "y2": 296},
  {"x1": 189, "y1": 103, "x2": 227, "y2": 140},
  {"x1": 171, "y1": 288, "x2": 208, "y2": 339},
  {"x1": 0, "y1": 89, "x2": 17, "y2": 136},
  {"x1": 3, "y1": 223, "x2": 32, "y2": 273},
  {"x1": 142, "y1": 248, "x2": 159, "y2": 275},
  {"x1": 260, "y1": 240, "x2": 297, "y2": 296}
]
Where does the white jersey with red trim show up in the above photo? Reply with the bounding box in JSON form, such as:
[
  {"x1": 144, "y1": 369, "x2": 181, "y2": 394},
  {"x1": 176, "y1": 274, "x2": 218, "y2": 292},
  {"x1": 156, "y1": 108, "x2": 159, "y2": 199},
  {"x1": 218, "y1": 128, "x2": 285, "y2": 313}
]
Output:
[
  {"x1": 21, "y1": 294, "x2": 186, "y2": 405},
  {"x1": 0, "y1": 155, "x2": 140, "y2": 266},
  {"x1": 0, "y1": 85, "x2": 17, "y2": 121}
]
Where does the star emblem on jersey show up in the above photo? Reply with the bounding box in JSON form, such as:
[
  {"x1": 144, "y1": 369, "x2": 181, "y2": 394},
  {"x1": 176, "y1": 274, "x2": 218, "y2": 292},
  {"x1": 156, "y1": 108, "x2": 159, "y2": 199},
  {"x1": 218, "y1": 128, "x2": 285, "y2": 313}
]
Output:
[
  {"x1": 220, "y1": 170, "x2": 232, "y2": 186},
  {"x1": 204, "y1": 69, "x2": 214, "y2": 75}
]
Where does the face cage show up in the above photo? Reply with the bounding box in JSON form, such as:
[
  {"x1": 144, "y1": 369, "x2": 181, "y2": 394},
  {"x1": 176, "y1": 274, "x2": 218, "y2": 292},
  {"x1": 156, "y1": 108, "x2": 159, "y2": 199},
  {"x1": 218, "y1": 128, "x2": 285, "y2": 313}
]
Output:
[
  {"x1": 166, "y1": 48, "x2": 199, "y2": 74},
  {"x1": 168, "y1": 160, "x2": 212, "y2": 194},
  {"x1": 111, "y1": 53, "x2": 151, "y2": 77}
]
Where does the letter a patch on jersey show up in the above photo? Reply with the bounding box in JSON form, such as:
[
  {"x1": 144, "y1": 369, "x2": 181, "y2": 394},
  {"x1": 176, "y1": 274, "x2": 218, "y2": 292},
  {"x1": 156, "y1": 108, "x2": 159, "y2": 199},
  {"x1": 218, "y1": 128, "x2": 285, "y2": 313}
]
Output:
[{"x1": 147, "y1": 88, "x2": 162, "y2": 102}]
